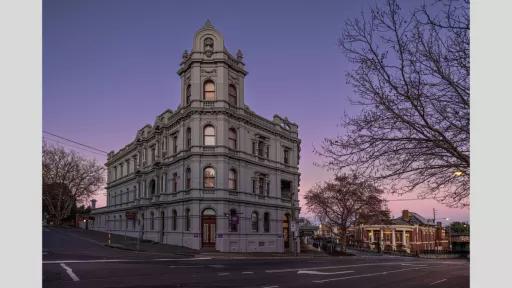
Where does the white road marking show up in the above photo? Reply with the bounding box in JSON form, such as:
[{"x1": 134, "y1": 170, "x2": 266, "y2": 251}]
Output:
[
  {"x1": 218, "y1": 272, "x2": 230, "y2": 276},
  {"x1": 401, "y1": 263, "x2": 427, "y2": 267},
  {"x1": 266, "y1": 262, "x2": 426, "y2": 273},
  {"x1": 313, "y1": 266, "x2": 429, "y2": 283},
  {"x1": 44, "y1": 257, "x2": 211, "y2": 264},
  {"x1": 242, "y1": 271, "x2": 254, "y2": 274},
  {"x1": 430, "y1": 279, "x2": 448, "y2": 285},
  {"x1": 209, "y1": 264, "x2": 226, "y2": 268},
  {"x1": 298, "y1": 270, "x2": 354, "y2": 275},
  {"x1": 59, "y1": 263, "x2": 79, "y2": 282}
]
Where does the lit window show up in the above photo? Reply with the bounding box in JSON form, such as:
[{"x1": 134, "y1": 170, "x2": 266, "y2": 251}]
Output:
[
  {"x1": 203, "y1": 167, "x2": 215, "y2": 188},
  {"x1": 204, "y1": 81, "x2": 216, "y2": 101},
  {"x1": 228, "y1": 169, "x2": 237, "y2": 190},
  {"x1": 203, "y1": 125, "x2": 215, "y2": 146}
]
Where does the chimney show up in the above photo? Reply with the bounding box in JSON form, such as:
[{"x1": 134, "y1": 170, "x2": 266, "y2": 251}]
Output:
[
  {"x1": 402, "y1": 210, "x2": 410, "y2": 221},
  {"x1": 90, "y1": 199, "x2": 97, "y2": 209}
]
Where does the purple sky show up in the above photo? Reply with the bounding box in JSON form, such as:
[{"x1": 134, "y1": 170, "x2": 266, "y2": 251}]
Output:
[{"x1": 43, "y1": 0, "x2": 469, "y2": 223}]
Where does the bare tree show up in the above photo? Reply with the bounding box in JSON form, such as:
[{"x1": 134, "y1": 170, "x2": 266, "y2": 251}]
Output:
[
  {"x1": 304, "y1": 174, "x2": 387, "y2": 252},
  {"x1": 318, "y1": 0, "x2": 469, "y2": 207},
  {"x1": 42, "y1": 142, "x2": 105, "y2": 225}
]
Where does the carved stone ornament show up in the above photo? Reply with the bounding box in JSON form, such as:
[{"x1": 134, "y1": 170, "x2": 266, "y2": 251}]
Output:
[
  {"x1": 182, "y1": 50, "x2": 189, "y2": 61},
  {"x1": 236, "y1": 49, "x2": 244, "y2": 61},
  {"x1": 201, "y1": 68, "x2": 217, "y2": 77},
  {"x1": 228, "y1": 73, "x2": 239, "y2": 85},
  {"x1": 204, "y1": 37, "x2": 214, "y2": 58}
]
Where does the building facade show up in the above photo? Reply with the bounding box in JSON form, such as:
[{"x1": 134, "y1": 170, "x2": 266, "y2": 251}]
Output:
[
  {"x1": 349, "y1": 210, "x2": 450, "y2": 254},
  {"x1": 90, "y1": 21, "x2": 301, "y2": 253}
]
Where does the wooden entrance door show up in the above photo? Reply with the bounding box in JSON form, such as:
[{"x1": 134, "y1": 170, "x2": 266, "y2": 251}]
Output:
[
  {"x1": 202, "y1": 216, "x2": 216, "y2": 248},
  {"x1": 283, "y1": 215, "x2": 290, "y2": 249}
]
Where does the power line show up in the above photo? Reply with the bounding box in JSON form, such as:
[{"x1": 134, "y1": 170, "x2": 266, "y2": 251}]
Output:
[
  {"x1": 43, "y1": 137, "x2": 107, "y2": 157},
  {"x1": 43, "y1": 130, "x2": 108, "y2": 154}
]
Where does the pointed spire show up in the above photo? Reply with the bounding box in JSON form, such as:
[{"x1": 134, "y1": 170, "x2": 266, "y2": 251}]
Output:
[{"x1": 203, "y1": 19, "x2": 215, "y2": 29}]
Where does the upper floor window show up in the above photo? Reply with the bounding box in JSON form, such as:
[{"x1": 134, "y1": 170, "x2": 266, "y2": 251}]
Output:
[
  {"x1": 228, "y1": 84, "x2": 237, "y2": 106},
  {"x1": 251, "y1": 211, "x2": 259, "y2": 232},
  {"x1": 228, "y1": 169, "x2": 237, "y2": 190},
  {"x1": 228, "y1": 128, "x2": 237, "y2": 150},
  {"x1": 283, "y1": 148, "x2": 290, "y2": 164},
  {"x1": 185, "y1": 168, "x2": 191, "y2": 189},
  {"x1": 281, "y1": 180, "x2": 292, "y2": 199},
  {"x1": 151, "y1": 147, "x2": 156, "y2": 162},
  {"x1": 203, "y1": 125, "x2": 216, "y2": 146},
  {"x1": 186, "y1": 127, "x2": 192, "y2": 149},
  {"x1": 204, "y1": 81, "x2": 216, "y2": 101},
  {"x1": 203, "y1": 167, "x2": 215, "y2": 189},
  {"x1": 173, "y1": 134, "x2": 178, "y2": 154},
  {"x1": 264, "y1": 212, "x2": 270, "y2": 232},
  {"x1": 186, "y1": 84, "x2": 191, "y2": 105},
  {"x1": 172, "y1": 173, "x2": 178, "y2": 193},
  {"x1": 185, "y1": 208, "x2": 191, "y2": 231},
  {"x1": 162, "y1": 173, "x2": 167, "y2": 193}
]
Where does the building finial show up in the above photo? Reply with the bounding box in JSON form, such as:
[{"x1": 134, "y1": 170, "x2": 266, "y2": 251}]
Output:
[
  {"x1": 203, "y1": 19, "x2": 214, "y2": 29},
  {"x1": 236, "y1": 49, "x2": 244, "y2": 61}
]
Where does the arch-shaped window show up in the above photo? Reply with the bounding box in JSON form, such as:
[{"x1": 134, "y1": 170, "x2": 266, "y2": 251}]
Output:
[
  {"x1": 228, "y1": 84, "x2": 237, "y2": 106},
  {"x1": 150, "y1": 212, "x2": 155, "y2": 230},
  {"x1": 185, "y1": 167, "x2": 191, "y2": 189},
  {"x1": 228, "y1": 128, "x2": 237, "y2": 150},
  {"x1": 229, "y1": 209, "x2": 238, "y2": 232},
  {"x1": 186, "y1": 84, "x2": 191, "y2": 105},
  {"x1": 185, "y1": 208, "x2": 191, "y2": 231},
  {"x1": 228, "y1": 169, "x2": 237, "y2": 190},
  {"x1": 203, "y1": 125, "x2": 215, "y2": 146},
  {"x1": 172, "y1": 209, "x2": 177, "y2": 231},
  {"x1": 202, "y1": 208, "x2": 216, "y2": 216},
  {"x1": 203, "y1": 81, "x2": 216, "y2": 101},
  {"x1": 186, "y1": 127, "x2": 192, "y2": 149},
  {"x1": 203, "y1": 167, "x2": 215, "y2": 189},
  {"x1": 264, "y1": 212, "x2": 270, "y2": 233},
  {"x1": 251, "y1": 211, "x2": 259, "y2": 232}
]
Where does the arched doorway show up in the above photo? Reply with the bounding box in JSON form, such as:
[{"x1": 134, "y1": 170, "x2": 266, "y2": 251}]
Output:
[
  {"x1": 201, "y1": 208, "x2": 216, "y2": 248},
  {"x1": 283, "y1": 214, "x2": 290, "y2": 250}
]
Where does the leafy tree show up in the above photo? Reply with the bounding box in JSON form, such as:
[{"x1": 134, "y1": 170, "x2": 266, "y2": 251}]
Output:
[
  {"x1": 304, "y1": 174, "x2": 388, "y2": 252},
  {"x1": 449, "y1": 221, "x2": 469, "y2": 234},
  {"x1": 318, "y1": 0, "x2": 469, "y2": 207},
  {"x1": 42, "y1": 142, "x2": 105, "y2": 225}
]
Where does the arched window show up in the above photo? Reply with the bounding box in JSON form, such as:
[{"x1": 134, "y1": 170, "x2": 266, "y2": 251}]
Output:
[
  {"x1": 228, "y1": 128, "x2": 237, "y2": 150},
  {"x1": 185, "y1": 208, "x2": 191, "y2": 231},
  {"x1": 172, "y1": 210, "x2": 177, "y2": 231},
  {"x1": 264, "y1": 212, "x2": 270, "y2": 233},
  {"x1": 203, "y1": 167, "x2": 215, "y2": 188},
  {"x1": 228, "y1": 169, "x2": 237, "y2": 190},
  {"x1": 203, "y1": 125, "x2": 215, "y2": 146},
  {"x1": 229, "y1": 209, "x2": 238, "y2": 232},
  {"x1": 150, "y1": 212, "x2": 154, "y2": 230},
  {"x1": 186, "y1": 127, "x2": 192, "y2": 149},
  {"x1": 185, "y1": 167, "x2": 191, "y2": 189},
  {"x1": 228, "y1": 84, "x2": 237, "y2": 106},
  {"x1": 186, "y1": 84, "x2": 191, "y2": 105},
  {"x1": 251, "y1": 211, "x2": 259, "y2": 232},
  {"x1": 203, "y1": 81, "x2": 216, "y2": 101}
]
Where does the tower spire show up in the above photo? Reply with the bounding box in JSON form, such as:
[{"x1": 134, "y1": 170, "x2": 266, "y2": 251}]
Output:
[{"x1": 203, "y1": 19, "x2": 215, "y2": 29}]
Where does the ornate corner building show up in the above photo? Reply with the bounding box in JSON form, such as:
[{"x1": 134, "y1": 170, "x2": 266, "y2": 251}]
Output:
[{"x1": 90, "y1": 21, "x2": 301, "y2": 253}]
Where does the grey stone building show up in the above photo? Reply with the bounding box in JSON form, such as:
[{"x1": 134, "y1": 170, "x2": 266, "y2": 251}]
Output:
[{"x1": 90, "y1": 21, "x2": 301, "y2": 253}]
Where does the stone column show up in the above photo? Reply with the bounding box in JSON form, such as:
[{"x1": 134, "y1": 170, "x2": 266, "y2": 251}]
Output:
[
  {"x1": 403, "y1": 230, "x2": 407, "y2": 246},
  {"x1": 380, "y1": 229, "x2": 384, "y2": 251},
  {"x1": 392, "y1": 229, "x2": 396, "y2": 251}
]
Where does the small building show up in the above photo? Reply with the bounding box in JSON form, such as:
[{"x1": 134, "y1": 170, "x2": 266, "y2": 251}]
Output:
[{"x1": 350, "y1": 210, "x2": 450, "y2": 254}]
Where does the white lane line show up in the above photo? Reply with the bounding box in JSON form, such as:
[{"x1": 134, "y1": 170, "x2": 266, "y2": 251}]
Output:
[
  {"x1": 44, "y1": 257, "x2": 211, "y2": 264},
  {"x1": 298, "y1": 270, "x2": 354, "y2": 275},
  {"x1": 218, "y1": 272, "x2": 230, "y2": 276},
  {"x1": 242, "y1": 271, "x2": 254, "y2": 274},
  {"x1": 59, "y1": 263, "x2": 79, "y2": 282},
  {"x1": 266, "y1": 262, "x2": 426, "y2": 273},
  {"x1": 313, "y1": 266, "x2": 429, "y2": 283},
  {"x1": 430, "y1": 279, "x2": 448, "y2": 285}
]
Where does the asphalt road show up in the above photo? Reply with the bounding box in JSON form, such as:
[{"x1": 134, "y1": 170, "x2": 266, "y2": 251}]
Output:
[{"x1": 43, "y1": 227, "x2": 469, "y2": 288}]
